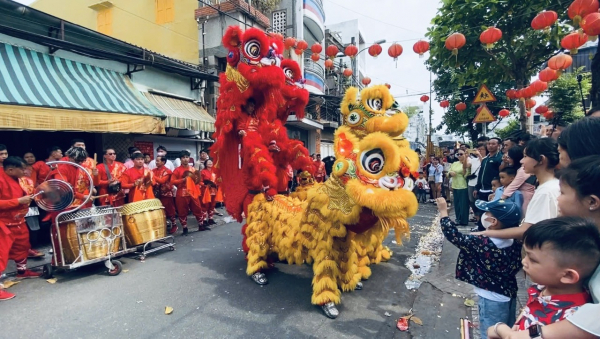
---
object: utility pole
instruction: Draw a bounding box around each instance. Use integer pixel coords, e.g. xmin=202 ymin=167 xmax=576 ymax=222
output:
xmin=427 ymin=71 xmax=433 ymax=158
xmin=351 ymin=36 xmax=356 ymax=87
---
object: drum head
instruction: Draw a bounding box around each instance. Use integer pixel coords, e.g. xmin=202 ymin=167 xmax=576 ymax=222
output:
xmin=35 ymin=179 xmax=75 ymax=211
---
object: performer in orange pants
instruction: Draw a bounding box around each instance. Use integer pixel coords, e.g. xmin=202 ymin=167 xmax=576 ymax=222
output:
xmin=200 ymin=159 xmax=219 ymax=226
xmin=152 ymin=156 xmax=177 ymax=234
xmin=171 ymin=151 xmax=208 ymax=235
xmin=121 ymin=153 xmax=155 ymax=203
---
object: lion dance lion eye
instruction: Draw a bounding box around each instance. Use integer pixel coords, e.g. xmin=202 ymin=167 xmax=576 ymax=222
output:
xmin=361 ymin=149 xmax=385 ymax=174
xmin=366 ymin=98 xmax=383 ymax=111
xmin=347 ymin=112 xmax=362 ymax=126
xmin=283 ymin=67 xmax=294 ymax=79
xmin=244 ymin=39 xmax=261 ymax=59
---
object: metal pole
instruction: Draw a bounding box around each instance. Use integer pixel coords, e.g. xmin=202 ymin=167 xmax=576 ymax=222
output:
xmin=577 ymin=74 xmax=587 ymax=115
xmin=202 ymin=21 xmax=206 ymax=69
xmin=428 ymin=71 xmax=433 ymax=158
xmin=351 ymin=37 xmax=356 ymax=87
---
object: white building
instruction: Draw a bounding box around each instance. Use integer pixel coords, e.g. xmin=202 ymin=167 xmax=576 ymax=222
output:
xmin=325 ymin=19 xmax=367 ymax=87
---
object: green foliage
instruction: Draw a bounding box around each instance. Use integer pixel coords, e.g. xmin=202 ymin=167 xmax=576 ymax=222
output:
xmin=494 ymin=118 xmax=521 ymax=140
xmin=254 ymin=0 xmax=282 ymax=15
xmin=401 ymin=105 xmax=421 ymax=119
xmin=426 ymin=0 xmax=573 ymax=136
xmin=546 ymin=68 xmax=591 ymax=123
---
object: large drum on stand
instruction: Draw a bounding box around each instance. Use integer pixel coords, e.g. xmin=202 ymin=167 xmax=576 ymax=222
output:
xmin=121 ymin=199 xmax=166 ymax=246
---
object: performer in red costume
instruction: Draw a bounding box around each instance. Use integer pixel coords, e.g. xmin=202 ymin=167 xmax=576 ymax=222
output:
xmin=31 ymin=146 xmax=62 ymax=187
xmin=314 ymin=154 xmax=326 ymax=183
xmin=61 ymin=139 xmax=95 ymax=173
xmin=200 ymin=159 xmax=220 ymax=225
xmin=120 ymin=153 xmax=154 ymax=203
xmin=50 ymin=147 xmax=94 ymax=210
xmin=0 ymin=157 xmax=41 ymax=301
xmin=171 ymin=150 xmax=208 ymax=235
xmin=95 ymin=148 xmax=126 ymax=207
xmin=152 ymin=156 xmax=177 ymax=234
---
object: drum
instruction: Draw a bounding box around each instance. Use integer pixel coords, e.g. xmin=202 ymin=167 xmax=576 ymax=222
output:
xmin=121 ymin=199 xmax=166 ymax=246
xmin=56 ymin=206 xmax=123 ymax=265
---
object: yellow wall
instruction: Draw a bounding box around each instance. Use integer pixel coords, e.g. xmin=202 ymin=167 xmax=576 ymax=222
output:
xmin=30 ymin=0 xmax=199 ymax=64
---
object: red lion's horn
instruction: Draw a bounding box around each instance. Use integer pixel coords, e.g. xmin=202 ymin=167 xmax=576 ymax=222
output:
xmin=222 ymin=26 xmax=244 ymax=49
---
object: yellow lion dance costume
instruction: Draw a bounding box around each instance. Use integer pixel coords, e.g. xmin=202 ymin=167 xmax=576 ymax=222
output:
xmin=245 ymin=85 xmax=419 ymax=318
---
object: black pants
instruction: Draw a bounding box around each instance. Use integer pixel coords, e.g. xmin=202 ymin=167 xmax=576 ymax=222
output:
xmin=474 ymin=191 xmax=492 ymax=231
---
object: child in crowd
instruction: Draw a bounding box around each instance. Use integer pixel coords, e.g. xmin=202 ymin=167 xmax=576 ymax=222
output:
xmin=492 ymin=167 xmax=524 ymax=213
xmin=488 ymin=177 xmax=501 ymax=201
xmin=415 ymin=172 xmax=429 ymax=203
xmin=489 ymin=217 xmax=600 ymax=338
xmin=437 ymin=198 xmax=522 ymax=339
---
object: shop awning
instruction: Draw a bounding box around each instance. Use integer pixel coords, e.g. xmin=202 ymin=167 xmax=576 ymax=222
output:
xmin=0 ymin=43 xmax=166 ymax=133
xmin=143 ymin=92 xmax=215 ymax=133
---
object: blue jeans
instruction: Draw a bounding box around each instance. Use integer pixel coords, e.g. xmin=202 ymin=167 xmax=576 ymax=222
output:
xmin=478 ymin=297 xmax=516 ymax=339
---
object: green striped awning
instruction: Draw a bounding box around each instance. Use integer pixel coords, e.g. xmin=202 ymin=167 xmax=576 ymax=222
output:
xmin=143 ymin=92 xmax=215 ymax=132
xmin=0 ymin=43 xmax=164 ymax=117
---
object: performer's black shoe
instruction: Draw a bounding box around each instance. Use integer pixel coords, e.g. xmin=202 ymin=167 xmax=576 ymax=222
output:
xmin=207 ymin=219 xmax=216 ymax=225
xmin=250 ymin=272 xmax=268 ymax=285
xmin=355 ymin=282 xmax=363 ymax=290
xmin=182 ymin=227 xmax=189 ymax=236
xmin=321 ymin=302 xmax=339 ymax=319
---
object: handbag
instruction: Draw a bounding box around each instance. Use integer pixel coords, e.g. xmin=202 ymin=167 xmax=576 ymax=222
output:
xmin=104 ymin=163 xmax=122 ymax=194
xmin=465 ymin=162 xmax=481 ymax=181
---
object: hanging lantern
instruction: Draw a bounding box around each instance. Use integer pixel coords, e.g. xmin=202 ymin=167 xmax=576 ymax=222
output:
xmin=455 ymin=102 xmax=467 ymax=111
xmin=545 ymin=111 xmax=555 ymax=120
xmin=561 ymin=31 xmax=588 ymax=54
xmin=479 ymin=27 xmax=503 ymax=50
xmin=296 ymin=40 xmax=308 ymax=53
xmin=521 ymin=86 xmax=535 ymax=99
xmin=385 ymin=83 xmax=391 ymax=89
xmin=343 ymin=68 xmax=353 ymax=77
xmin=568 ymin=0 xmax=599 ymax=27
xmin=535 ymin=105 xmax=549 ymax=114
xmin=326 ymin=45 xmax=339 ymax=59
xmin=294 ymin=48 xmax=303 ymax=55
xmin=311 ymin=43 xmax=322 ymax=54
xmin=531 ymin=80 xmax=548 ymax=93
xmin=499 ymin=109 xmax=510 ymax=117
xmin=420 ymin=95 xmax=430 ymax=103
xmin=272 ymin=33 xmax=284 ymax=41
xmin=284 ymin=37 xmax=296 ymax=49
xmin=531 ymin=10 xmax=559 ymax=30
xmin=345 ymin=44 xmax=359 ymax=58
xmin=515 ymin=89 xmax=524 ymax=99
xmin=581 ymin=13 xmax=600 ymax=41
xmin=506 ymin=89 xmax=517 ymax=100
xmin=388 ymin=43 xmax=403 ymax=60
xmin=445 ymin=33 xmax=466 ymax=56
xmin=324 ymin=59 xmax=334 ymax=69
xmin=362 ymin=77 xmax=371 ymax=86
xmin=525 ymin=99 xmax=537 ymax=109
xmin=413 ymin=40 xmax=430 ymax=57
xmin=527 ymin=111 xmax=532 ymax=117
xmin=548 ymin=53 xmax=574 ymax=72
xmin=310 ymin=53 xmax=320 ymax=62
xmin=440 ymin=100 xmax=450 ymax=108
xmin=539 ymin=67 xmax=559 ymax=82
xmin=368 ymin=44 xmax=383 ymax=57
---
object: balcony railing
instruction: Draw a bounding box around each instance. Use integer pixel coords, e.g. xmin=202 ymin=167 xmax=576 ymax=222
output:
xmin=303 ymin=58 xmax=325 ymax=81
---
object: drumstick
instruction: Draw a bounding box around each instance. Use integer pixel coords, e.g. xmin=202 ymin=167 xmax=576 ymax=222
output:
xmin=30 ymin=190 xmax=45 ymax=199
xmin=93 ymin=194 xmax=109 ymax=200
xmin=93 ymin=153 xmax=97 ymax=167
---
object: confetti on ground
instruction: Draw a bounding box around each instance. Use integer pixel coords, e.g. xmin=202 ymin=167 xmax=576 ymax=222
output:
xmin=404 ymin=215 xmax=444 ymax=290
xmin=3 ymin=280 xmax=20 ymax=288
xmin=122 ymin=269 xmax=130 ymax=273
xmin=464 ymin=299 xmax=475 ymax=307
xmin=165 ymin=306 xmax=174 ymax=315
xmin=46 ymin=278 xmax=57 ymax=284
xmin=384 ymin=312 xmax=391 ymax=317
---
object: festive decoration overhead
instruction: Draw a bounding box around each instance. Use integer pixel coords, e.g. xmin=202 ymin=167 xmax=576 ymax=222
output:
xmin=525 ymin=98 xmax=537 ymax=109
xmin=368 ymin=44 xmax=383 ymax=57
xmin=445 ymin=32 xmax=466 ymax=55
xmin=284 ymin=37 xmax=296 ymax=49
xmin=310 ymin=53 xmax=320 ymax=62
xmin=506 ymin=89 xmax=517 ymax=100
xmin=440 ymin=100 xmax=450 ymax=108
xmin=420 ymin=95 xmax=430 ymax=103
xmin=345 ymin=44 xmax=359 ymax=58
xmin=343 ymin=68 xmax=353 ymax=77
xmin=539 ymin=67 xmax=559 ymax=82
xmin=568 ymin=0 xmax=599 ymax=27
xmin=272 ymin=33 xmax=284 ymax=41
xmin=499 ymin=109 xmax=510 ymax=117
xmin=521 ymin=86 xmax=535 ymax=99
xmin=361 ymin=77 xmax=371 ymax=86
xmin=480 ymin=27 xmax=502 ymax=50
xmin=324 ymin=59 xmax=334 ymax=69
xmin=531 ymin=80 xmax=548 ymax=93
xmin=294 ymin=48 xmax=303 ymax=55
xmin=548 ymin=53 xmax=573 ymax=71
xmin=296 ymin=40 xmax=308 ymax=52
xmin=413 ymin=40 xmax=430 ymax=56
xmin=581 ymin=13 xmax=600 ymax=40
xmin=385 ymin=83 xmax=391 ymax=89
xmin=326 ymin=45 xmax=339 ymax=59
xmin=561 ymin=31 xmax=588 ymax=54
xmin=311 ymin=43 xmax=322 ymax=54
xmin=388 ymin=43 xmax=403 ymax=60
xmin=455 ymin=102 xmax=467 ymax=111
xmin=531 ymin=10 xmax=559 ymax=30
xmin=544 ymin=111 xmax=555 ymax=119
xmin=527 ymin=111 xmax=532 ymax=117
xmin=535 ymin=105 xmax=549 ymax=114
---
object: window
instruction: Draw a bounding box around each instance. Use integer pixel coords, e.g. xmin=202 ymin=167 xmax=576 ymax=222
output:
xmin=272 ymin=10 xmax=286 ymax=35
xmin=155 ymin=0 xmax=174 ymax=24
xmin=97 ymin=8 xmax=112 ymax=35
xmin=216 ymin=57 xmax=227 ymax=73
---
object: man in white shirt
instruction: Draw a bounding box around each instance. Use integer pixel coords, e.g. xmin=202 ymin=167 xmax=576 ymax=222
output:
xmin=148 ymin=145 xmax=174 ymax=171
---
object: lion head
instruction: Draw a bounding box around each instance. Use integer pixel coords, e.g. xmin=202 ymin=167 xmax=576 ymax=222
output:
xmin=278 ymin=59 xmax=309 ymax=121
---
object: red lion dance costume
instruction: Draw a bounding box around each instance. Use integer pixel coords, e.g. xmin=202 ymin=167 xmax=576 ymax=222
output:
xmin=210 ymin=27 xmax=314 ymax=252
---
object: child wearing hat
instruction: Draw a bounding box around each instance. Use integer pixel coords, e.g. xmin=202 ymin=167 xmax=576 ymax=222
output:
xmin=437 ymin=197 xmax=523 ymax=339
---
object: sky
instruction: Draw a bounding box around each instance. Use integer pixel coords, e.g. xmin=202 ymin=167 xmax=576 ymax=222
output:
xmin=323 ymin=0 xmax=445 ymax=128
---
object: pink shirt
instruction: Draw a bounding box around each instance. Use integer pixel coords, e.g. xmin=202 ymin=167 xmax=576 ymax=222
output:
xmin=502 ymin=166 xmax=535 ymax=217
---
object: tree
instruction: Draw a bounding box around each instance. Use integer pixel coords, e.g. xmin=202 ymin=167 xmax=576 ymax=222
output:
xmin=253 ymin=0 xmax=282 ymax=15
xmin=426 ymin=0 xmax=572 ymax=134
xmin=546 ymin=68 xmax=591 ymax=123
xmin=400 ymin=105 xmax=421 ymax=119
xmin=494 ymin=118 xmax=520 ymax=140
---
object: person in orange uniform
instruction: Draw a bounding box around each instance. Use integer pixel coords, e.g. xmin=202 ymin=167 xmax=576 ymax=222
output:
xmin=120 ymin=153 xmax=155 ymax=203
xmin=61 ymin=139 xmax=95 ymax=173
xmin=23 ymin=152 xmax=37 ymax=185
xmin=21 ymin=152 xmax=45 ymax=258
xmin=95 ymin=148 xmax=126 ymax=207
xmin=200 ymin=159 xmax=219 ymax=226
xmin=0 ymin=157 xmax=42 ymax=301
xmin=314 ymin=154 xmax=326 ymax=183
xmin=0 ymin=144 xmax=7 ymax=171
xmin=171 ymin=150 xmax=208 ymax=235
xmin=31 ymin=146 xmax=62 ymax=187
xmin=152 ymin=156 xmax=177 ymax=234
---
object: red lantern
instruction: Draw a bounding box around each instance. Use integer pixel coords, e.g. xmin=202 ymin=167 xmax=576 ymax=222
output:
xmin=385 ymin=83 xmax=391 ymax=89
xmin=531 ymin=10 xmax=559 ymax=30
xmin=294 ymin=48 xmax=303 ymax=55
xmin=420 ymin=95 xmax=430 ymax=103
xmin=480 ymin=27 xmax=503 ymax=50
xmin=545 ymin=111 xmax=555 ymax=120
xmin=535 ymin=105 xmax=549 ymax=114
xmin=455 ymin=102 xmax=467 ymax=111
xmin=343 ymin=68 xmax=353 ymax=77
xmin=272 ymin=33 xmax=284 ymax=41
xmin=568 ymin=0 xmax=599 ymax=27
xmin=362 ymin=77 xmax=371 ymax=86
xmin=296 ymin=40 xmax=308 ymax=52
xmin=311 ymin=43 xmax=322 ymax=54
xmin=413 ymin=40 xmax=430 ymax=56
xmin=499 ymin=109 xmax=510 ymax=117
xmin=521 ymin=86 xmax=535 ymax=99
xmin=310 ymin=53 xmax=320 ymax=62
xmin=284 ymin=37 xmax=296 ymax=49
xmin=326 ymin=45 xmax=339 ymax=59
xmin=388 ymin=43 xmax=403 ymax=60
xmin=324 ymin=59 xmax=334 ymax=69
xmin=526 ymin=99 xmax=537 ymax=109
xmin=445 ymin=33 xmax=466 ymax=55
xmin=368 ymin=44 xmax=383 ymax=57
xmin=581 ymin=13 xmax=600 ymax=40
xmin=440 ymin=100 xmax=450 ymax=108
xmin=527 ymin=111 xmax=532 ymax=117
xmin=345 ymin=44 xmax=359 ymax=58
xmin=506 ymin=89 xmax=517 ymax=99
xmin=531 ymin=80 xmax=548 ymax=93
xmin=561 ymin=32 xmax=588 ymax=54
xmin=548 ymin=53 xmax=573 ymax=71
xmin=539 ymin=67 xmax=559 ymax=82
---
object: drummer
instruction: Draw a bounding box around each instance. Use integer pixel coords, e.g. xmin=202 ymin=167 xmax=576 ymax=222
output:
xmin=121 ymin=153 xmax=155 ymax=203
xmin=95 ymin=148 xmax=126 ymax=207
xmin=61 ymin=139 xmax=95 ymax=174
xmin=152 ymin=156 xmax=177 ymax=234
xmin=31 ymin=146 xmax=62 ymax=187
xmin=171 ymin=150 xmax=207 ymax=235
xmin=0 ymin=156 xmax=42 ymax=301
xmin=51 ymin=147 xmax=96 ymax=209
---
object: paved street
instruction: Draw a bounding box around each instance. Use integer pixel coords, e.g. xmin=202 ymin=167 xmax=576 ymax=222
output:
xmin=1 ymin=204 xmax=472 ymax=338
